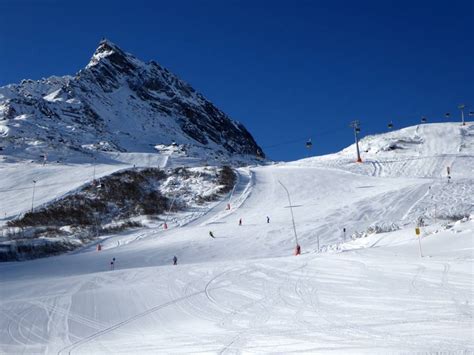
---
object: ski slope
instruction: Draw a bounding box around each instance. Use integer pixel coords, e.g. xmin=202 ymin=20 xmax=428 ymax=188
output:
xmin=297 ymin=123 xmax=474 ymax=179
xmin=0 ymin=123 xmax=473 ymax=353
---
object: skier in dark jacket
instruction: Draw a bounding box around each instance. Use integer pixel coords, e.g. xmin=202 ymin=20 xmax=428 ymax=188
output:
xmin=173 ymin=256 xmax=178 ymax=265
xmin=266 ymin=216 xmax=270 ymax=223
xmin=209 ymin=231 xmax=215 ymax=238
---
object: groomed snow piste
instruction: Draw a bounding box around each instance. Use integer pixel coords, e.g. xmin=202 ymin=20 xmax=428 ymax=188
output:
xmin=0 ymin=122 xmax=473 ymax=354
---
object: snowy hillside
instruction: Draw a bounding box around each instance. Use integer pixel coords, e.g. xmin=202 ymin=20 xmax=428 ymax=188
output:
xmin=296 ymin=122 xmax=474 ymax=179
xmin=0 ymin=122 xmax=472 ymax=353
xmin=0 ymin=40 xmax=263 ymax=164
xmin=1 ymin=166 xmax=236 ymax=261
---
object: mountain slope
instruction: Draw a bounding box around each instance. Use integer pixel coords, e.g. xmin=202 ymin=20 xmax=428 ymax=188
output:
xmin=293 ymin=122 xmax=474 ymax=179
xmin=0 ymin=122 xmax=472 ymax=353
xmin=0 ymin=40 xmax=263 ymax=163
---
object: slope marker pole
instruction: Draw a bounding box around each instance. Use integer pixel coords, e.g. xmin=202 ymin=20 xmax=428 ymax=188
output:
xmin=278 ymin=180 xmax=300 ymax=255
xmin=31 ymin=180 xmax=37 ymax=213
xmin=415 ymin=223 xmax=423 ymax=258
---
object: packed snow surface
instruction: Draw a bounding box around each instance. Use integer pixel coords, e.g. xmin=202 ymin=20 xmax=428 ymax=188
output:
xmin=0 ymin=123 xmax=473 ymax=353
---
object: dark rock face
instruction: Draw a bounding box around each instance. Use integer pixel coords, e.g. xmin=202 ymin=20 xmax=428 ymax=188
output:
xmin=0 ymin=39 xmax=264 ymax=160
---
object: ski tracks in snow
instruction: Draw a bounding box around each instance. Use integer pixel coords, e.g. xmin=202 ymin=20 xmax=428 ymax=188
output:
xmin=56 ymin=267 xmax=248 ymax=354
xmin=56 ymin=289 xmax=208 ymax=354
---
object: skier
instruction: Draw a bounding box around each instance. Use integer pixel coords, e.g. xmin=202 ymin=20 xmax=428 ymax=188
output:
xmin=209 ymin=231 xmax=215 ymax=238
xmin=266 ymin=216 xmax=270 ymax=223
xmin=239 ymin=218 xmax=242 ymax=226
xmin=173 ymin=256 xmax=178 ymax=265
xmin=294 ymin=244 xmax=301 ymax=256
xmin=110 ymin=259 xmax=115 ymax=270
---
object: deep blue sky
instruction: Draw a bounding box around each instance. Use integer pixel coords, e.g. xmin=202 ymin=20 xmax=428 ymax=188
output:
xmin=1 ymin=0 xmax=472 ymax=161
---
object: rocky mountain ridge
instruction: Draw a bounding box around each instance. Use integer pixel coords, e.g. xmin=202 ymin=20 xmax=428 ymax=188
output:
xmin=0 ymin=39 xmax=263 ymax=163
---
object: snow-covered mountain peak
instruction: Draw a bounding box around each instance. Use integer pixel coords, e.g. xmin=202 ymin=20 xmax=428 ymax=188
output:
xmin=0 ymin=40 xmax=264 ymax=164
xmin=87 ymin=39 xmax=116 ymax=65
xmin=85 ymin=39 xmax=140 ymax=71
xmin=92 ymin=38 xmax=122 ymax=57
